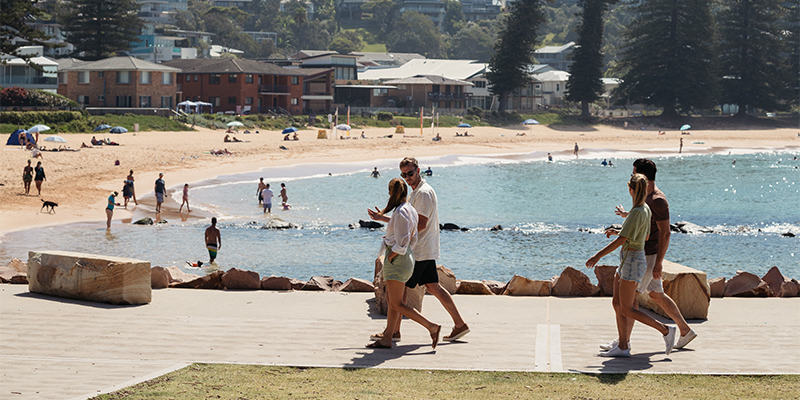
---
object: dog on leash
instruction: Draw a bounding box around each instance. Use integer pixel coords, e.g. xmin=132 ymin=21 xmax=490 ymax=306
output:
xmin=40 ymin=199 xmax=58 ymax=213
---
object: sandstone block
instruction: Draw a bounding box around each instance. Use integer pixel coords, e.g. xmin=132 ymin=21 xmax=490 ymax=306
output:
xmin=501 ymin=275 xmax=551 ymax=296
xmin=164 ymin=266 xmax=200 ymax=284
xmin=638 ymin=261 xmax=710 ymax=320
xmin=0 ymin=258 xmax=28 ymax=284
xmin=222 ymin=268 xmax=261 ymax=290
xmin=28 ymin=251 xmax=151 ymax=305
xmin=172 ymin=271 xmax=224 ymax=289
xmin=708 ymin=277 xmax=726 ymax=298
xmin=437 ymin=265 xmax=457 ymax=294
xmin=302 ymin=276 xmax=335 ymax=291
xmin=762 ymin=267 xmax=789 ymax=298
xmin=261 ymin=276 xmax=294 ymax=290
xmin=482 ymin=280 xmax=506 ymax=295
xmin=779 ymin=279 xmax=800 ymax=297
xmin=455 ymin=279 xmax=494 ymax=295
xmin=594 ymin=265 xmax=617 ymax=296
xmin=339 ymin=278 xmax=374 ymax=292
xmin=552 ymin=266 xmax=598 ymax=297
xmin=289 ymin=278 xmax=306 ymax=290
xmin=724 ymin=270 xmax=773 ymax=297
xmin=151 ymin=266 xmax=171 ymax=289
xmin=6 ymin=258 xmax=27 ymax=273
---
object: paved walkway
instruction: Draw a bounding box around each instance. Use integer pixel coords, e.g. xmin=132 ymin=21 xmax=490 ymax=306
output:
xmin=1 ymin=285 xmax=798 ymax=399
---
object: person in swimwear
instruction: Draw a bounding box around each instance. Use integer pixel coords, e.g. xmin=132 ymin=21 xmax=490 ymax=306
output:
xmin=205 ymin=217 xmax=221 ymax=264
xmin=22 ymin=160 xmax=33 ymax=195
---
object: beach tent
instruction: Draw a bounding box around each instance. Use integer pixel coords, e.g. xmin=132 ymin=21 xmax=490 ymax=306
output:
xmin=457 ymin=123 xmax=472 ymax=128
xmin=282 ymin=127 xmax=298 ymax=134
xmin=195 ymin=101 xmax=213 ymax=114
xmin=6 ymin=129 xmax=26 ymax=145
xmin=177 ymin=100 xmax=197 ymax=113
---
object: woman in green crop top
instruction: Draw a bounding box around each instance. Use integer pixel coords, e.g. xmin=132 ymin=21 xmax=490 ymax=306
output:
xmin=586 ymin=174 xmax=677 ymax=357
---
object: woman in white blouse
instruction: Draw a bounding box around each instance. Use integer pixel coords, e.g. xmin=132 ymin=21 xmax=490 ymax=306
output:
xmin=367 ymin=178 xmax=441 ymax=349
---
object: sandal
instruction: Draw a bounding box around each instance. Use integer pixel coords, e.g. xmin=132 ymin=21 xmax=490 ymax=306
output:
xmin=430 ymin=325 xmax=441 ymax=349
xmin=366 ymin=341 xmax=392 ymax=349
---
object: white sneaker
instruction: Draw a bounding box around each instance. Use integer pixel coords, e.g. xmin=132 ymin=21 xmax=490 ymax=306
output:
xmin=675 ymin=329 xmax=697 ymax=349
xmin=599 ymin=339 xmax=619 ymax=351
xmin=600 ymin=344 xmax=631 ymax=357
xmin=663 ymin=326 xmax=677 ymax=355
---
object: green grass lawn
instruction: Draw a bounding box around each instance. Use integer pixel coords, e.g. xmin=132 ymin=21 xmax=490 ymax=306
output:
xmin=91 ymin=364 xmax=800 ymax=400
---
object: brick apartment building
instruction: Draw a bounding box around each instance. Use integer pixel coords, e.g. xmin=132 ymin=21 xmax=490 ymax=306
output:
xmin=57 ymin=56 xmax=179 ymax=108
xmin=162 ymin=58 xmax=334 ymax=115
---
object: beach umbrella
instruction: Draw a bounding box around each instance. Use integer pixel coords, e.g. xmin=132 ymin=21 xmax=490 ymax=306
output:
xmin=522 ymin=119 xmax=540 ymax=125
xmin=28 ymin=125 xmax=51 ymax=133
xmin=227 ymin=121 xmax=244 ymax=127
xmin=282 ymin=127 xmax=298 ymax=134
xmin=94 ymin=124 xmax=112 ymax=132
xmin=680 ymin=124 xmax=691 ymax=131
xmin=109 ymin=126 xmax=128 ymax=133
xmin=457 ymin=123 xmax=472 ymax=128
xmin=43 ymin=135 xmax=67 ymax=143
xmin=334 ymin=124 xmax=351 ymax=131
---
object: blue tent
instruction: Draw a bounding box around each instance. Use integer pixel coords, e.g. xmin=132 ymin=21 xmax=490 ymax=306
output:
xmin=6 ymin=129 xmax=33 ymax=146
xmin=282 ymin=127 xmax=298 ymax=134
xmin=457 ymin=123 xmax=472 ymax=128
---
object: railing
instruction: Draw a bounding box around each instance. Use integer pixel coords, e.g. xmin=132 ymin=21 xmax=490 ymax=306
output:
xmin=428 ymin=92 xmax=473 ymax=100
xmin=0 ymin=76 xmax=58 ymax=85
xmin=303 ymin=91 xmax=331 ymax=96
xmin=259 ymin=84 xmax=290 ymax=93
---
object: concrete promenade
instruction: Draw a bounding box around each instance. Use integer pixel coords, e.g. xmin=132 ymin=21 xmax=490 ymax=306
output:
xmin=1 ymin=285 xmax=798 ymax=399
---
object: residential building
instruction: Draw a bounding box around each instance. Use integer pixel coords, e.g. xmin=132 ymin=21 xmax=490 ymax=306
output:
xmin=535 ymin=70 xmax=570 ymax=105
xmin=279 ymin=0 xmax=315 ymax=18
xmin=352 ymin=52 xmax=425 ymax=69
xmin=338 ymin=0 xmax=367 ymax=21
xmin=138 ymin=0 xmax=189 ymax=24
xmin=461 ymin=0 xmax=502 ymax=22
xmin=400 ymin=0 xmax=446 ymax=31
xmin=290 ymin=51 xmax=360 ymax=82
xmin=163 ymin=58 xmax=333 ymax=115
xmin=57 ymin=56 xmax=180 ymax=108
xmin=243 ymin=31 xmax=278 ymax=45
xmin=382 ymin=75 xmax=473 ymax=109
xmin=212 ymin=0 xmax=254 ymax=9
xmin=170 ymin=29 xmax=214 ymax=48
xmin=533 ymin=42 xmax=575 ymax=72
xmin=1 ymin=46 xmax=59 ymax=93
xmin=131 ymin=25 xmax=197 ymax=62
xmin=29 ymin=20 xmax=74 ymax=58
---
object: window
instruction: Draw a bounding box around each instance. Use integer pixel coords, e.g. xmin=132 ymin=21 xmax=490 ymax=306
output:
xmin=97 ymin=95 xmax=104 ymax=103
xmin=161 ymin=96 xmax=173 ymax=108
xmin=116 ymin=71 xmax=131 ymax=84
xmin=291 ymin=76 xmax=299 ymax=85
xmin=228 ymin=74 xmax=237 ymax=83
xmin=291 ymin=98 xmax=298 ymax=105
xmin=57 ymin=72 xmax=67 ymax=84
xmin=77 ymin=71 xmax=89 ymax=84
xmin=245 ymin=97 xmax=253 ymax=105
xmin=474 ymin=80 xmax=486 ymax=88
xmin=556 ymin=83 xmax=560 ymax=92
xmin=193 ymin=74 xmax=198 ymax=81
xmin=77 ymin=95 xmax=89 ymax=105
xmin=98 ymin=71 xmax=105 ymax=78
xmin=162 ymin=72 xmax=172 ymax=84
xmin=432 ymin=85 xmax=440 ymax=92
xmin=115 ymin=95 xmax=132 ymax=107
xmin=140 ymin=71 xmax=151 ymax=84
xmin=209 ymin=97 xmax=220 ymax=106
xmin=245 ymin=74 xmax=253 ymax=83
xmin=209 ymin=74 xmax=221 ymax=84
xmin=228 ymin=96 xmax=237 ymax=105
xmin=139 ymin=96 xmax=152 ymax=107
xmin=397 ymin=84 xmax=406 ymax=90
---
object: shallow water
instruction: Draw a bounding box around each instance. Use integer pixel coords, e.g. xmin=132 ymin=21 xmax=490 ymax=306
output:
xmin=2 ymin=148 xmax=798 ymax=283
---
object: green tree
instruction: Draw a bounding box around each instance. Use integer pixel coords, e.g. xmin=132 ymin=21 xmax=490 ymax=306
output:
xmin=486 ymin=0 xmax=547 ymax=113
xmin=386 ymin=11 xmax=444 ymax=58
xmin=61 ymin=0 xmax=143 ymax=61
xmin=785 ymin=0 xmax=800 ymax=109
xmin=718 ymin=0 xmax=790 ymax=115
xmin=446 ymin=22 xmax=495 ymax=62
xmin=1 ymin=0 xmax=56 ymax=68
xmin=361 ymin=0 xmax=400 ymax=39
xmin=443 ymin=0 xmax=465 ymax=35
xmin=613 ymin=0 xmax=718 ymax=118
xmin=565 ymin=0 xmax=615 ymax=117
xmin=328 ymin=30 xmax=363 ymax=54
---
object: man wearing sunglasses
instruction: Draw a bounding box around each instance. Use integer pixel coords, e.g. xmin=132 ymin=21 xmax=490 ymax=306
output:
xmin=370 ymin=157 xmax=470 ymax=342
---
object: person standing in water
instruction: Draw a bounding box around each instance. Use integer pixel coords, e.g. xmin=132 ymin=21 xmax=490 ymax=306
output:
xmin=261 ymin=184 xmax=273 ymax=213
xmin=106 ymin=191 xmax=120 ymax=229
xmin=279 ymin=183 xmax=290 ymax=210
xmin=180 ymin=183 xmax=191 ymax=212
xmin=205 ymin=217 xmax=221 ymax=264
xmin=257 ymin=178 xmax=266 ymax=204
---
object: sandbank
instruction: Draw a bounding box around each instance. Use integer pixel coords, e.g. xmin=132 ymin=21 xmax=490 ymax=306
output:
xmin=1 ymin=123 xmax=798 ymax=236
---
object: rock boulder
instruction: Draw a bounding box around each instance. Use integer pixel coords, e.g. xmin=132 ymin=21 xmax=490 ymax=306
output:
xmin=0 ymin=258 xmax=28 ymax=284
xmin=501 ymin=275 xmax=551 ymax=296
xmin=779 ymin=279 xmax=800 ymax=297
xmin=261 ymin=276 xmax=294 ymax=290
xmin=164 ymin=266 xmax=200 ymax=284
xmin=673 ymin=221 xmax=714 ymax=234
xmin=261 ymin=219 xmax=300 ymax=229
xmin=172 ymin=271 xmax=224 ymax=289
xmin=724 ymin=270 xmax=773 ymax=297
xmin=552 ymin=266 xmax=599 ymax=297
xmin=28 ymin=251 xmax=151 ymax=305
xmin=133 ymin=217 xmax=153 ymax=225
xmin=638 ymin=261 xmax=710 ymax=320
xmin=455 ymin=280 xmax=494 ymax=295
xmin=593 ymin=265 xmax=617 ymax=296
xmin=222 ymin=268 xmax=261 ymax=290
xmin=339 ymin=278 xmax=374 ymax=292
xmin=302 ymin=276 xmax=336 ymax=291
xmin=708 ymin=277 xmax=726 ymax=298
xmin=151 ymin=266 xmax=171 ymax=289
xmin=437 ymin=265 xmax=457 ymax=294
xmin=482 ymin=280 xmax=506 ymax=295
xmin=358 ymin=220 xmax=383 ymax=229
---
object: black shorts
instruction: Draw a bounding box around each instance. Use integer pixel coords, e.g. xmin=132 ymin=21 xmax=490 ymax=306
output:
xmin=405 ymin=259 xmax=439 ymax=288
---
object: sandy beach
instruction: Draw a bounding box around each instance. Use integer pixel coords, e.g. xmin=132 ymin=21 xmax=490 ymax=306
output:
xmin=1 ymin=123 xmax=798 ymax=236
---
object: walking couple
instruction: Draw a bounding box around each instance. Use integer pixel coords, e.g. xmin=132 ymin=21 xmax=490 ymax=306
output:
xmin=366 ymin=157 xmax=469 ymax=349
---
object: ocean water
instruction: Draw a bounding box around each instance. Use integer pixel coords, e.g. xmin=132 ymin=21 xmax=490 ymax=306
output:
xmin=2 ymin=148 xmax=798 ymax=283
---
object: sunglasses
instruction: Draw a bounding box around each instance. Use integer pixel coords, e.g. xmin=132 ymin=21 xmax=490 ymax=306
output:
xmin=400 ymin=169 xmax=416 ymax=178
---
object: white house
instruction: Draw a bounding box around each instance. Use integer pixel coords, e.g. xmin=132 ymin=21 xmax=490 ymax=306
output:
xmin=0 ymin=46 xmax=59 ymax=93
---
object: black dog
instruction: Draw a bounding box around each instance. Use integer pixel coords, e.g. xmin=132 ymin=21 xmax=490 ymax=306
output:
xmin=40 ymin=199 xmax=58 ymax=214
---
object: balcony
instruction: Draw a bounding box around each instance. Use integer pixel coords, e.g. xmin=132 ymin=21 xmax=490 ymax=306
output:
xmin=428 ymin=92 xmax=472 ymax=100
xmin=0 ymin=76 xmax=58 ymax=86
xmin=259 ymin=84 xmax=290 ymax=94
